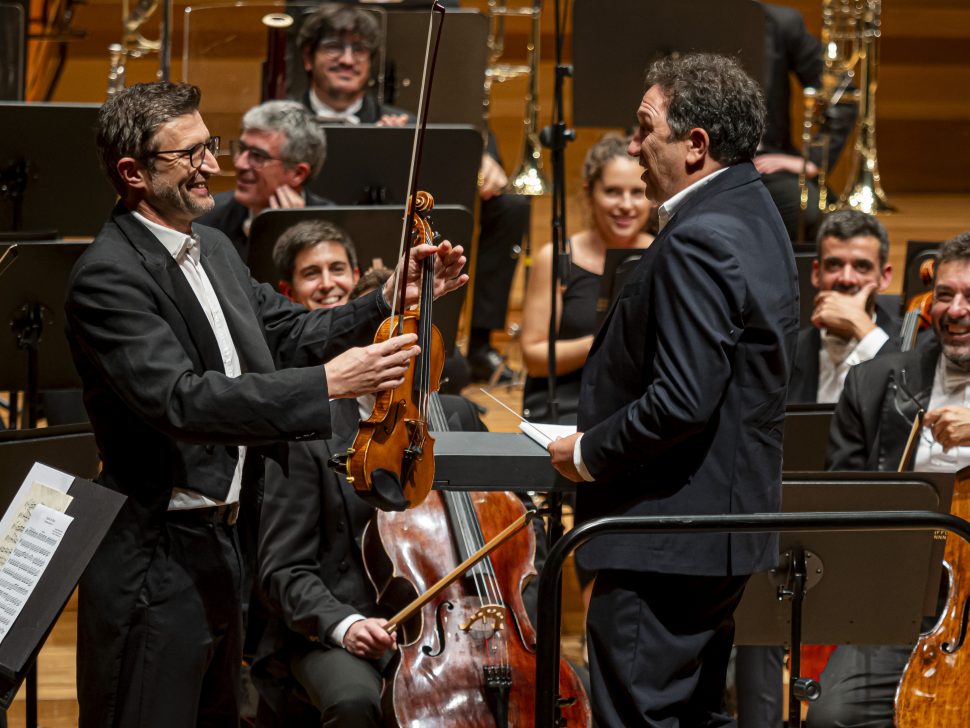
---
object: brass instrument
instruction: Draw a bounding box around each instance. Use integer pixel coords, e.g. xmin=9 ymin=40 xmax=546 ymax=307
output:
xmin=106 ymin=0 xmax=172 ymax=97
xmin=839 ymin=0 xmax=894 ymax=213
xmin=800 ymin=0 xmax=892 ymax=217
xmin=484 ymin=0 xmax=548 ymax=196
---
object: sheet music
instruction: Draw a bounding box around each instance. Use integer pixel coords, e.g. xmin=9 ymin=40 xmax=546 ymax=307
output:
xmin=0 ymin=482 xmax=73 ymax=571
xmin=0 ymin=504 xmax=73 ymax=642
xmin=519 ymin=421 xmax=577 ymax=450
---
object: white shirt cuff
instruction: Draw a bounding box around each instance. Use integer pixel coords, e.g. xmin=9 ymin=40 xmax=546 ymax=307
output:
xmin=329 ymin=614 xmax=366 ymax=648
xmin=852 ymin=326 xmax=890 ymax=364
xmin=573 ymin=434 xmax=595 ymax=482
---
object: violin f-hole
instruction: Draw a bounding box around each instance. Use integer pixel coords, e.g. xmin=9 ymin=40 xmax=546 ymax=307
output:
xmin=423 ymin=600 xmax=454 ymax=657
xmin=942 ymin=595 xmax=970 ymax=654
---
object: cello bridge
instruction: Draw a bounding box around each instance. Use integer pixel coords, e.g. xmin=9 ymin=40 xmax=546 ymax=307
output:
xmin=460 ymin=604 xmax=506 ymax=632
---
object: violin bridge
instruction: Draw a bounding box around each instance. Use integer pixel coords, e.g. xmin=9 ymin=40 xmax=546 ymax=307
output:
xmin=459 ymin=604 xmax=506 ymax=632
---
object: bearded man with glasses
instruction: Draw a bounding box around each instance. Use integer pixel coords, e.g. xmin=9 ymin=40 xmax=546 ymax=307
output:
xmin=65 ymin=80 xmax=467 ymax=728
xmin=196 ymin=99 xmax=332 ymax=265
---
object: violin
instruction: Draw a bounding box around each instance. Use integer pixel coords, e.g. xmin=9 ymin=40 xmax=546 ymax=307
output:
xmin=347 ymin=191 xmax=444 ymax=510
xmin=365 ymin=394 xmax=592 ymax=727
xmin=344 ymin=3 xmax=447 ymax=511
xmin=895 ymin=466 xmax=970 ymax=726
xmin=899 ymin=255 xmax=937 ymax=352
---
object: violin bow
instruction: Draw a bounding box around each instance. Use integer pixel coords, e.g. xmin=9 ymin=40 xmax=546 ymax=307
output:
xmin=390 ymin=1 xmax=446 ymax=329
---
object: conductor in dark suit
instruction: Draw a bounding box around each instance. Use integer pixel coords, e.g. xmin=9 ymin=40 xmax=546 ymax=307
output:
xmin=788 ymin=210 xmax=899 ymax=403
xmin=65 ymin=81 xmax=466 ymax=728
xmin=548 ymin=53 xmax=799 ymax=726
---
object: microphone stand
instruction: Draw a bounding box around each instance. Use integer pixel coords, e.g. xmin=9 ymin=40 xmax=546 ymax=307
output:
xmin=539 ymin=0 xmax=575 ymax=546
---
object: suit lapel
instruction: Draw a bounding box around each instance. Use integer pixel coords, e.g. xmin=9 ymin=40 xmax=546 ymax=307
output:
xmin=879 ymin=345 xmax=938 ymax=471
xmin=114 ymin=205 xmax=225 ymax=374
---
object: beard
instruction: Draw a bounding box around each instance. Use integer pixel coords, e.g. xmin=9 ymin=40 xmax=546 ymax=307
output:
xmin=937 ymin=315 xmax=970 ymax=369
xmin=149 ymin=170 xmax=214 ymax=220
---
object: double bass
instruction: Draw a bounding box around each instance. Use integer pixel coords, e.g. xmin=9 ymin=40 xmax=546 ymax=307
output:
xmin=894 ymin=467 xmax=970 ymax=726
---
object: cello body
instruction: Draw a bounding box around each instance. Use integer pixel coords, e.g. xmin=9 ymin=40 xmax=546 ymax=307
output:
xmin=364 ymin=488 xmax=591 ymax=727
xmin=895 ymin=469 xmax=970 ymax=727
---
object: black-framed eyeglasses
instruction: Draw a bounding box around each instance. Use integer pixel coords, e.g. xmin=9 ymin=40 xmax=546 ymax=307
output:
xmin=149 ymin=136 xmax=220 ymax=169
xmin=230 ymin=140 xmax=286 ymax=170
xmin=316 ymin=37 xmax=372 ymax=60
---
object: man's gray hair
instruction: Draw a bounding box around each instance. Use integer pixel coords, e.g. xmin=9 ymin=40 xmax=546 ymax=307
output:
xmin=97 ymin=81 xmax=202 ymax=194
xmin=242 ymin=100 xmax=327 ymax=179
xmin=645 ymin=53 xmax=766 ymax=166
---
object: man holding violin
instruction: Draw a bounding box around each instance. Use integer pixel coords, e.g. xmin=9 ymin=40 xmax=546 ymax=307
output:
xmin=809 ymin=230 xmax=970 ymax=728
xmin=788 ymin=209 xmax=900 ymax=404
xmin=549 ymin=53 xmax=798 ymax=726
xmin=65 ymin=81 xmax=466 ymax=728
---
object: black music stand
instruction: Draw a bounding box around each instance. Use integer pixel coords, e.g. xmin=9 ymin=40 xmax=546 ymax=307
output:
xmin=247 ymin=206 xmax=472 ymax=355
xmin=782 ymin=404 xmax=836 ymax=472
xmin=571 ymin=0 xmax=766 ymax=129
xmin=0 ymin=241 xmax=87 ymax=429
xmin=0 ymin=103 xmax=116 ymax=236
xmin=0 ymin=426 xmax=117 ymax=728
xmin=595 ymin=247 xmax=645 ymax=327
xmin=0 ymin=2 xmax=25 ymax=101
xmin=307 ymin=125 xmax=482 ymax=210
xmin=733 ymin=471 xmax=953 ymax=726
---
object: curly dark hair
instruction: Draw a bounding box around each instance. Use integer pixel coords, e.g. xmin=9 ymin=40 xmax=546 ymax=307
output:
xmin=938 ymin=230 xmax=970 ymax=268
xmin=645 ymin=53 xmax=765 ymax=166
xmin=97 ymin=82 xmax=202 ymax=194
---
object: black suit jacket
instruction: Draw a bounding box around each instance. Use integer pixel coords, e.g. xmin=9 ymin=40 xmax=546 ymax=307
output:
xmin=575 ymin=163 xmax=799 ymax=577
xmin=788 ymin=298 xmax=902 ymax=404
xmin=827 ymin=340 xmax=939 ymax=472
xmin=195 ymin=189 xmax=333 ymax=264
xmin=65 ymin=203 xmax=391 ymax=726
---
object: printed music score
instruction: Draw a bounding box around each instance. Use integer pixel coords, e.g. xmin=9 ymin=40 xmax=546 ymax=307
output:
xmin=477 ymin=388 xmax=577 ymax=449
xmin=0 ymin=464 xmax=76 ymax=645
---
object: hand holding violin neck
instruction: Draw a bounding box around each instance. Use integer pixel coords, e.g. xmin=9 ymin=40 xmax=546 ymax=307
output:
xmin=384 ymin=241 xmax=468 ymax=310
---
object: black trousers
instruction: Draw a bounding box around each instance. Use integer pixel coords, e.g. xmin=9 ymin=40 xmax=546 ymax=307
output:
xmin=470 ymin=193 xmax=531 ymax=333
xmin=80 ymin=519 xmax=243 ymax=728
xmin=734 ymin=645 xmax=784 ymax=728
xmin=806 ymin=645 xmax=910 ymax=728
xmin=289 ymin=647 xmax=384 ymax=728
xmin=587 ymin=570 xmax=749 ymax=728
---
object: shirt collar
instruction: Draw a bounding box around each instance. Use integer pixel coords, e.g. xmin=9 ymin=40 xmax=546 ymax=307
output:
xmin=131 ymin=210 xmax=200 ymax=263
xmin=308 ymin=90 xmax=364 ymax=125
xmin=657 ymin=167 xmax=729 ymax=231
xmin=940 ymin=354 xmax=970 ymax=396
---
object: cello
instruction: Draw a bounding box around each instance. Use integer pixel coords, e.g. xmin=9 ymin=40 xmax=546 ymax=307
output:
xmin=894 ymin=466 xmax=970 ymax=726
xmin=364 ymin=393 xmax=591 ymax=727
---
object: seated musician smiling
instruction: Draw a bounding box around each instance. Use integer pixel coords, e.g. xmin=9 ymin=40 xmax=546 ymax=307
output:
xmin=252 ymin=220 xmax=487 ymax=727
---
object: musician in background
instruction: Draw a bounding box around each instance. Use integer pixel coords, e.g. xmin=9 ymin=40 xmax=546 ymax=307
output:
xmin=196 ymin=100 xmax=331 ymax=263
xmin=254 ymin=222 xmax=484 ymax=726
xmin=549 ymin=54 xmax=798 ymax=726
xmin=808 ymin=230 xmax=970 ymax=728
xmin=756 ymin=2 xmax=858 ymax=242
xmin=297 ymin=2 xmax=532 ymax=383
xmin=788 ymin=209 xmax=899 ymax=403
xmin=736 ymin=210 xmax=898 ymax=726
xmin=520 ymin=133 xmax=655 ymax=424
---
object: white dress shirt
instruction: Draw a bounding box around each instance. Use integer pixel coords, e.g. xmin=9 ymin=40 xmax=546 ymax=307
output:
xmin=913 ymin=356 xmax=970 ymax=473
xmin=816 ymin=324 xmax=890 ymax=404
xmin=132 ymin=212 xmax=246 ymax=509
xmin=573 ymin=167 xmax=730 ymax=481
xmin=308 ymin=90 xmax=364 ymax=125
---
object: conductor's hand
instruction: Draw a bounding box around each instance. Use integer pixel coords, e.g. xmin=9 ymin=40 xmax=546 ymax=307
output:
xmin=925 ymin=406 xmax=970 ymax=451
xmin=324 ymin=334 xmax=419 ymax=399
xmin=268 ymin=184 xmax=306 ymax=210
xmin=811 ymin=283 xmax=878 ymax=340
xmin=343 ymin=618 xmax=397 ymax=660
xmin=382 ymin=241 xmax=468 ymax=310
xmin=548 ymin=432 xmax=583 ymax=483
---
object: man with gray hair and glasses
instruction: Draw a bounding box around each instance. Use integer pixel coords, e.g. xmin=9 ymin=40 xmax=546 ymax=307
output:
xmin=65 ymin=80 xmax=466 ymax=728
xmin=197 ymin=99 xmax=332 ymax=263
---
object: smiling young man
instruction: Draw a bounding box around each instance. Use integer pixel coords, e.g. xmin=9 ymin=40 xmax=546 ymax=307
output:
xmin=546 ymin=54 xmax=798 ymax=726
xmin=65 ymin=81 xmax=466 ymax=728
xmin=788 ymin=209 xmax=900 ymax=403
xmin=196 ymin=100 xmax=331 ymax=263
xmin=272 ymin=220 xmax=360 ymax=310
